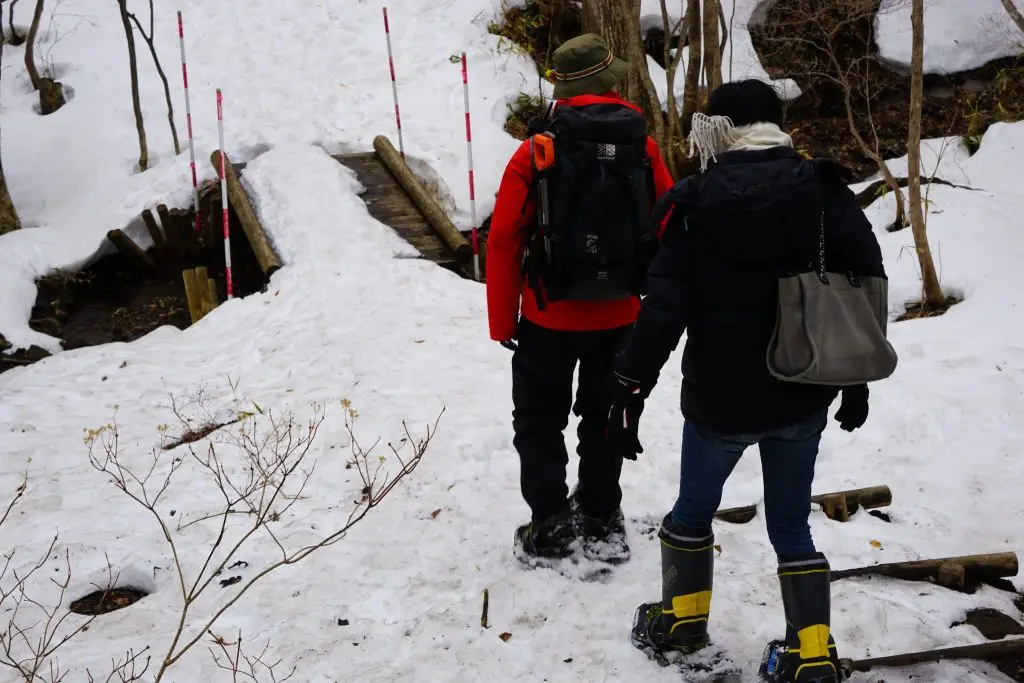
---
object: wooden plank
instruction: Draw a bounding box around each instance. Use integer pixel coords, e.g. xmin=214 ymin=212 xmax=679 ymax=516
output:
xmin=210 ymin=151 xmax=283 ymax=276
xmin=141 ymin=209 xmax=165 ymax=254
xmin=206 ymin=278 xmax=220 ymax=316
xmin=843 ymin=638 xmax=1024 ymax=674
xmin=107 ymin=229 xmax=156 ymax=271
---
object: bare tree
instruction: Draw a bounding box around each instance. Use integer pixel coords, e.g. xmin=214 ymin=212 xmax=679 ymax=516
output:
xmin=115 ymin=0 xmax=148 ymax=171
xmin=702 ymin=0 xmax=723 ymax=91
xmin=681 ymin=0 xmax=702 ymax=133
xmin=126 ymin=0 xmax=180 ymax=155
xmin=86 ymin=396 xmax=442 ymax=683
xmin=753 ymin=0 xmax=910 ymax=230
xmin=1001 ymin=0 xmax=1024 ymax=34
xmin=906 ymin=0 xmax=943 ymax=305
xmin=7 ymin=0 xmax=25 ymax=45
xmin=0 ymin=20 xmax=22 ymax=235
xmin=23 ymin=0 xmax=64 ymax=114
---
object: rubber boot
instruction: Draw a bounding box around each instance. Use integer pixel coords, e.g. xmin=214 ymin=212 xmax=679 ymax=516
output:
xmin=650 ymin=515 xmax=715 ymax=652
xmin=774 ymin=553 xmax=842 ymax=682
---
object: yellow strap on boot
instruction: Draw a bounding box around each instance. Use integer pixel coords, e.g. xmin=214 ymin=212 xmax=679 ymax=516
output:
xmin=666 ymin=590 xmax=712 ymax=631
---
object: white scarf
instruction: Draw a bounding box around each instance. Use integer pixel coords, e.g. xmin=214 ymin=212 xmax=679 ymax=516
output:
xmin=688 ymin=113 xmax=794 ymax=171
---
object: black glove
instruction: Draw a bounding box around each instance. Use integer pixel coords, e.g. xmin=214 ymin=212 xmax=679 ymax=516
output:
xmin=834 ymin=385 xmax=869 ymax=432
xmin=499 ymin=340 xmax=518 ymax=352
xmin=606 ymin=372 xmax=650 ymax=461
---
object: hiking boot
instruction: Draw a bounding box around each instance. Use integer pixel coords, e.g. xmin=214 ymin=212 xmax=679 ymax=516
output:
xmin=759 ymin=553 xmax=843 ymax=682
xmin=513 ymin=510 xmax=576 ymax=564
xmin=570 ymin=492 xmax=630 ymax=564
xmin=636 ymin=515 xmax=716 ymax=653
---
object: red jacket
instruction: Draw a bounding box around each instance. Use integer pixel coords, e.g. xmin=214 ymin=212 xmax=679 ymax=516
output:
xmin=486 ymin=93 xmax=676 ymax=342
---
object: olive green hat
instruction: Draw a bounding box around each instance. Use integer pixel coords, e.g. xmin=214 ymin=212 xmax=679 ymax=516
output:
xmin=551 ymin=33 xmax=628 ymax=99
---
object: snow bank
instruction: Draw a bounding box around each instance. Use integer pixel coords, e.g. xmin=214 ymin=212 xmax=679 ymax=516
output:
xmin=876 ymin=0 xmax=1023 ymax=74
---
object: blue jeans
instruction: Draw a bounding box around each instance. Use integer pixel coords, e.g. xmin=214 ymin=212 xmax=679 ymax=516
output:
xmin=670 ymin=409 xmax=828 ymax=557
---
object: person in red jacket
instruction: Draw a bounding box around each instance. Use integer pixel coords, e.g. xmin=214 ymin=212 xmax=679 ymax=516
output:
xmin=486 ymin=33 xmax=674 ymax=566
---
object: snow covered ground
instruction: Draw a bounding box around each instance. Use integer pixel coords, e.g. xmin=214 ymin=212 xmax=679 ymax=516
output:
xmin=2 ymin=1 xmax=1024 ymax=682
xmin=876 ymin=0 xmax=1023 ymax=74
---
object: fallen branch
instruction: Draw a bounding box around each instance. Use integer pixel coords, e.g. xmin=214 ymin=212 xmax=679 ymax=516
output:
xmin=855 ymin=176 xmax=980 ymax=209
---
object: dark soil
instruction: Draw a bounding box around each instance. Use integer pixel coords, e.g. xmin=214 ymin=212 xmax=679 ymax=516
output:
xmin=896 ymin=294 xmax=962 ymax=321
xmin=1 ymin=185 xmax=266 ymax=376
xmin=953 ymin=608 xmax=1024 ymax=641
xmin=488 ymin=0 xmax=581 ymax=77
xmin=69 ymin=587 xmax=148 ymax=615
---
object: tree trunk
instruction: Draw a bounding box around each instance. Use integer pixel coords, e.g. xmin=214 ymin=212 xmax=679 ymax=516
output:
xmin=681 ymin=0 xmax=702 ymax=134
xmin=117 ymin=0 xmax=148 ymax=172
xmin=23 ymin=0 xmax=65 ymax=114
xmin=581 ymin=0 xmax=664 ymax=141
xmin=907 ymin=0 xmax=943 ymax=305
xmin=1001 ymin=0 xmax=1024 ymax=34
xmin=0 ymin=24 xmax=22 ymax=235
xmin=23 ymin=0 xmax=44 ymax=90
xmin=8 ymin=0 xmax=25 ymax=46
xmin=702 ymin=0 xmax=722 ymax=92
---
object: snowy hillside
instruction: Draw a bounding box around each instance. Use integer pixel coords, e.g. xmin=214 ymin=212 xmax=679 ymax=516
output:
xmin=2 ymin=1 xmax=1024 ymax=682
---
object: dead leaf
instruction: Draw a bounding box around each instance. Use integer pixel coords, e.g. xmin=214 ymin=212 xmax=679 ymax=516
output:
xmin=274 ymin=290 xmax=280 ymax=296
xmin=869 ymin=539 xmax=882 ymax=549
xmin=430 ymin=509 xmax=441 ymax=519
xmin=499 ymin=632 xmax=512 ymax=642
xmin=414 ymin=339 xmax=425 ymax=344
xmin=714 ymin=544 xmax=722 ymax=555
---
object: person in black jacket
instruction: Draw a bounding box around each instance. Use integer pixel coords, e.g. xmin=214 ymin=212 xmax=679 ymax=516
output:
xmin=607 ymin=80 xmax=886 ymax=683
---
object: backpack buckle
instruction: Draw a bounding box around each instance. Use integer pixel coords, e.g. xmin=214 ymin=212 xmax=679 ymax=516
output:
xmin=530 ymin=133 xmax=556 ymax=173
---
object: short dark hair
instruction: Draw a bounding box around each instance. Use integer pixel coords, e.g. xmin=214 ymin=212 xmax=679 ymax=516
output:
xmin=705 ymin=79 xmax=784 ymax=128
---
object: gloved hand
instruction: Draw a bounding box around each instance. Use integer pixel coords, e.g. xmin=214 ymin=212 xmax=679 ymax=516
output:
xmin=834 ymin=384 xmax=869 ymax=432
xmin=606 ymin=372 xmax=650 ymax=461
xmin=499 ymin=340 xmax=518 ymax=352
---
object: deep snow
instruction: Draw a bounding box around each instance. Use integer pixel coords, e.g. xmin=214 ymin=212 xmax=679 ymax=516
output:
xmin=1 ymin=1 xmax=1024 ymax=682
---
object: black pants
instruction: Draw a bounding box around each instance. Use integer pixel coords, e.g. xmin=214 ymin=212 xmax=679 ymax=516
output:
xmin=511 ymin=318 xmax=631 ymax=523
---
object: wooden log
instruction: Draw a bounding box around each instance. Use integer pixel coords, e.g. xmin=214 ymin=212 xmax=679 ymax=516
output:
xmin=158 ymin=204 xmax=181 ymax=255
xmin=140 ymin=208 xmax=165 ymax=254
xmin=843 ymin=638 xmax=1024 ymax=674
xmin=182 ymin=269 xmax=204 ymax=324
xmin=714 ymin=485 xmax=892 ymax=525
xmin=371 ymin=135 xmax=474 ymax=264
xmin=831 ymin=552 xmax=1018 ymax=588
xmin=209 ymin=151 xmax=282 ymax=276
xmin=206 ymin=278 xmax=219 ymax=316
xmin=106 ymin=229 xmax=156 ymax=271
xmin=174 ymin=208 xmax=200 ymax=255
xmin=938 ymin=561 xmax=967 ymax=591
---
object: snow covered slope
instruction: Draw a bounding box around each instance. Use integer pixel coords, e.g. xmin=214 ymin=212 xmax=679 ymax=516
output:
xmin=1 ymin=1 xmax=1023 ymax=681
xmin=876 ymin=0 xmax=1023 ymax=74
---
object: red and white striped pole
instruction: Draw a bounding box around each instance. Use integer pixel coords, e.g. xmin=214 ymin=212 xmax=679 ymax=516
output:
xmin=382 ymin=7 xmax=405 ymax=159
xmin=461 ymin=52 xmax=481 ymax=281
xmin=216 ymin=89 xmax=233 ymax=300
xmin=177 ymin=11 xmax=200 ymax=234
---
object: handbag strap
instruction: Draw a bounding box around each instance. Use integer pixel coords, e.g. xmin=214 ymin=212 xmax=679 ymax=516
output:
xmin=812 ymin=163 xmax=860 ymax=288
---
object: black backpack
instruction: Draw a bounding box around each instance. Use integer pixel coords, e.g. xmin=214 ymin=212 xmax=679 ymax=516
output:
xmin=523 ymin=103 xmax=657 ymax=309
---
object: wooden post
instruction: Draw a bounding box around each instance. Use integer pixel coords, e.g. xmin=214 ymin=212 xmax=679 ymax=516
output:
xmin=209 ymin=150 xmax=282 ymax=276
xmin=372 ymin=135 xmax=474 ymax=264
xmin=206 ymin=277 xmax=219 ymax=315
xmin=715 ymin=485 xmax=892 ymax=525
xmin=174 ymin=208 xmax=199 ymax=255
xmin=843 ymin=637 xmax=1024 ymax=674
xmin=158 ymin=204 xmax=182 ymax=254
xmin=182 ymin=268 xmax=204 ymax=323
xmin=141 ymin=209 xmax=166 ymax=254
xmin=831 ymin=552 xmax=1018 ymax=590
xmin=106 ymin=229 xmax=156 ymax=271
